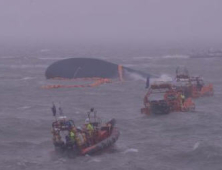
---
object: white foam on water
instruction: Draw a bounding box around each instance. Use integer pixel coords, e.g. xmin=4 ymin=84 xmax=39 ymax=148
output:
xmin=162 ymin=55 xmax=190 ymax=59
xmin=88 ymin=158 xmax=102 ymax=163
xmin=123 ymin=64 xmax=137 ymax=67
xmin=17 ymin=106 xmax=31 ymax=110
xmin=75 ymin=111 xmax=81 ymax=114
xmin=7 ymin=64 xmax=48 ymax=69
xmin=128 ymin=72 xmax=146 ymax=81
xmin=40 ymin=49 xmax=50 ymax=52
xmin=38 ymin=57 xmax=65 ymax=60
xmin=193 ymin=142 xmax=200 ymax=150
xmin=0 ymin=56 xmax=17 ymax=59
xmin=17 ymin=161 xmax=27 ymax=167
xmin=151 ymin=74 xmax=173 ymax=83
xmin=57 ymin=158 xmax=67 ymax=163
xmin=123 ymin=148 xmax=139 ymax=154
xmin=132 ymin=56 xmax=155 ymax=60
xmin=20 ymin=77 xmax=35 ymax=80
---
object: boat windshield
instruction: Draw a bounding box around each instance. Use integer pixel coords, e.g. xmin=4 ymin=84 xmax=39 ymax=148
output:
xmin=148 ymin=92 xmax=165 ymax=101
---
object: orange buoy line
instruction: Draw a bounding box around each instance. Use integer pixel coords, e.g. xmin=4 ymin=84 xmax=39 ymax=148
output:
xmin=51 ymin=77 xmax=104 ymax=81
xmin=41 ymin=77 xmax=113 ymax=89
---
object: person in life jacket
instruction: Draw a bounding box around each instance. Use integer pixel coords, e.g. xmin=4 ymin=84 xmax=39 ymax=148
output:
xmin=64 ymin=130 xmax=76 ymax=149
xmin=105 ymin=122 xmax=112 ymax=135
xmin=52 ymin=130 xmax=62 ymax=144
xmin=69 ymin=130 xmax=76 ymax=144
xmin=180 ymin=92 xmax=185 ymax=110
xmin=88 ymin=108 xmax=96 ymax=124
xmin=84 ymin=118 xmax=94 ymax=145
xmin=75 ymin=127 xmax=87 ymax=149
xmin=196 ymin=77 xmax=203 ymax=91
xmin=85 ymin=118 xmax=94 ymax=134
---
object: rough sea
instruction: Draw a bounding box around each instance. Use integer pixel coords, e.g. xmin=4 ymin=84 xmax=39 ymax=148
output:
xmin=0 ymin=44 xmax=221 ymax=170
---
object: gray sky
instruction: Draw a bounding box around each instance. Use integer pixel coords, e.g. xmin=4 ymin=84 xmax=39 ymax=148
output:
xmin=1 ymin=0 xmax=222 ymax=46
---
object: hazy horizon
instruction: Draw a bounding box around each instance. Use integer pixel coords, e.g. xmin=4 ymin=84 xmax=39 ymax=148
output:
xmin=0 ymin=0 xmax=222 ymax=48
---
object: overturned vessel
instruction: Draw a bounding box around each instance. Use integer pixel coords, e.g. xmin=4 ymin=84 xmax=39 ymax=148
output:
xmin=43 ymin=58 xmax=153 ymax=89
xmin=45 ymin=58 xmax=151 ymax=80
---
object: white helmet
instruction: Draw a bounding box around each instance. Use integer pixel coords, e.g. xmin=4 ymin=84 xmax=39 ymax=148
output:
xmin=85 ymin=118 xmax=90 ymax=124
xmin=77 ymin=126 xmax=82 ymax=131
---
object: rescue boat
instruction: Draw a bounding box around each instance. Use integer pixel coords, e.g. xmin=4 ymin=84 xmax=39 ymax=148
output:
xmin=189 ymin=76 xmax=214 ymax=98
xmin=51 ymin=116 xmax=120 ymax=156
xmin=141 ymin=82 xmax=195 ymax=115
xmin=174 ymin=67 xmax=214 ymax=98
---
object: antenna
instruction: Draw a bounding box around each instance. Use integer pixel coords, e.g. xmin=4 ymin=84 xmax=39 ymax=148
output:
xmin=51 ymin=102 xmax=57 ymax=120
xmin=58 ymin=102 xmax=64 ymax=116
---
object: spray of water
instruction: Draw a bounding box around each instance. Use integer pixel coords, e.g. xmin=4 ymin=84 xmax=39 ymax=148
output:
xmin=127 ymin=72 xmax=146 ymax=81
xmin=150 ymin=74 xmax=173 ymax=84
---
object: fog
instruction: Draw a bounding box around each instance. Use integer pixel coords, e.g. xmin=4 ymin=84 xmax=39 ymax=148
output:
xmin=0 ymin=0 xmax=222 ymax=46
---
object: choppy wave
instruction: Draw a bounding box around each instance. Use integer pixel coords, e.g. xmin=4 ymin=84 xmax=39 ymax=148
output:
xmin=87 ymin=157 xmax=102 ymax=163
xmin=7 ymin=141 xmax=36 ymax=148
xmin=162 ymin=55 xmax=190 ymax=59
xmin=1 ymin=47 xmax=221 ymax=170
xmin=0 ymin=56 xmax=17 ymax=59
xmin=122 ymin=64 xmax=137 ymax=67
xmin=123 ymin=148 xmax=139 ymax=154
xmin=40 ymin=49 xmax=51 ymax=52
xmin=20 ymin=77 xmax=35 ymax=80
xmin=17 ymin=106 xmax=32 ymax=110
xmin=0 ymin=64 xmax=48 ymax=69
xmin=132 ymin=56 xmax=155 ymax=60
xmin=38 ymin=57 xmax=66 ymax=60
xmin=193 ymin=142 xmax=200 ymax=150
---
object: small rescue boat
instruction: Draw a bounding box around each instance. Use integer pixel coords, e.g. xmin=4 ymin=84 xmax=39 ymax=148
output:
xmin=189 ymin=76 xmax=214 ymax=98
xmin=81 ymin=119 xmax=119 ymax=155
xmin=51 ymin=108 xmax=120 ymax=156
xmin=141 ymin=82 xmax=195 ymax=115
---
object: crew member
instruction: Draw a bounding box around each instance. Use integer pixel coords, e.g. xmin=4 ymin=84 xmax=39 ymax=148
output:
xmin=181 ymin=93 xmax=185 ymax=102
xmin=84 ymin=118 xmax=94 ymax=145
xmin=88 ymin=108 xmax=95 ymax=117
xmin=196 ymin=78 xmax=203 ymax=91
xmin=69 ymin=130 xmax=76 ymax=144
xmin=75 ymin=127 xmax=87 ymax=149
xmin=52 ymin=130 xmax=62 ymax=143
xmin=180 ymin=93 xmax=185 ymax=110
xmin=85 ymin=118 xmax=94 ymax=134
